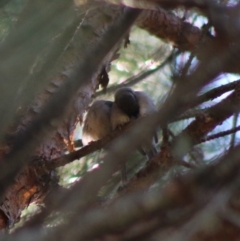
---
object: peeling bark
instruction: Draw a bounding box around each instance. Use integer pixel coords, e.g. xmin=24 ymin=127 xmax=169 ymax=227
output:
xmin=137 ymin=9 xmax=205 ymax=51
xmin=0 ymin=1 xmax=132 ymax=229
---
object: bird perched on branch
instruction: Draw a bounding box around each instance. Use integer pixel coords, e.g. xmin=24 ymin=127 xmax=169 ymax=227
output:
xmin=82 ymin=99 xmax=128 ymax=185
xmin=81 ymin=89 xmax=158 ymax=185
xmin=82 ymin=100 xmax=113 ymax=145
xmin=111 ymin=87 xmax=158 ymax=159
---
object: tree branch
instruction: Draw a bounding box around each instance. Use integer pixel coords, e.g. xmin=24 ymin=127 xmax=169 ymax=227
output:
xmin=0 ymin=7 xmax=142 ymax=201
xmin=95 ymin=49 xmax=178 ymax=97
xmin=48 ymin=125 xmax=129 ymax=169
xmin=137 ymin=8 xmax=208 ymax=52
xmin=200 ymin=125 xmax=240 ymax=143
xmin=16 ymin=141 xmax=240 ymax=241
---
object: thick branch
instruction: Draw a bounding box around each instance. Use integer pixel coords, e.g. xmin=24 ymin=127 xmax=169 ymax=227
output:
xmin=0 ymin=5 xmax=141 ymax=221
xmin=0 ymin=0 xmax=76 ymax=136
xmin=137 ymin=9 xmax=207 ymax=52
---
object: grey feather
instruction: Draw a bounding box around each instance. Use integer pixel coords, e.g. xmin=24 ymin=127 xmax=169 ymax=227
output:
xmin=111 ymin=87 xmax=158 ymax=159
xmin=82 ymin=100 xmax=113 ymax=145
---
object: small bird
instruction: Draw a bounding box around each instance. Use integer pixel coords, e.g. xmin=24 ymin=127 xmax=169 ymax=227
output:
xmin=82 ymin=99 xmax=127 ymax=186
xmin=82 ymin=100 xmax=113 ymax=145
xmin=111 ymin=87 xmax=158 ymax=159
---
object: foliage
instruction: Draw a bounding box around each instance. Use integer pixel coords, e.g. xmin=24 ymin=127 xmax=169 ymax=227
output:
xmin=0 ymin=0 xmax=240 ymax=240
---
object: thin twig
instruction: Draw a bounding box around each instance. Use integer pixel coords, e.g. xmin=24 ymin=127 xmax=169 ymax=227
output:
xmin=200 ymin=125 xmax=240 ymax=143
xmin=48 ymin=124 xmax=130 ymax=169
xmin=95 ymin=50 xmax=179 ymax=97
xmin=229 ymin=112 xmax=239 ymax=151
xmin=173 ymin=79 xmax=240 ymax=122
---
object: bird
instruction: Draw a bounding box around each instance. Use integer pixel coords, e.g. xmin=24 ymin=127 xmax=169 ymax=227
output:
xmin=82 ymin=100 xmax=113 ymax=145
xmin=111 ymin=87 xmax=158 ymax=159
xmin=82 ymin=90 xmax=158 ymax=185
xmin=82 ymin=99 xmax=127 ymax=186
